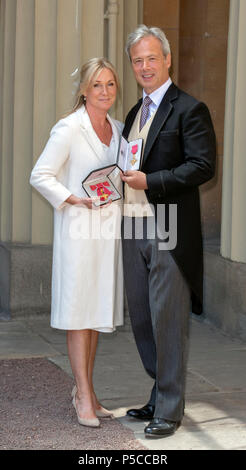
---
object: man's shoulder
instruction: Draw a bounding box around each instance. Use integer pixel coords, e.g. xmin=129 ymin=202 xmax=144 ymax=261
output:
xmin=123 ymin=99 xmax=142 ymax=135
xmin=174 ymin=85 xmax=211 ymax=116
xmin=174 ymin=85 xmax=201 ymax=108
xmin=126 ymin=98 xmax=142 ymax=118
xmin=125 ymin=85 xmax=201 ymax=114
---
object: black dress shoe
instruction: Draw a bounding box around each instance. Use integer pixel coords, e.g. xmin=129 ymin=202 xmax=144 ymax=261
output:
xmin=144 ymin=418 xmax=181 ymax=437
xmin=126 ymin=404 xmax=155 ymax=420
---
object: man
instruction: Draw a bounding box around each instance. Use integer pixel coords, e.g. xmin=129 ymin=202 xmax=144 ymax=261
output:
xmin=121 ymin=25 xmax=216 ymax=438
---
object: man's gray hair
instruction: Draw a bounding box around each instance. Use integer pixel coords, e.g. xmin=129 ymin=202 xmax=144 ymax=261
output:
xmin=125 ymin=24 xmax=171 ymax=60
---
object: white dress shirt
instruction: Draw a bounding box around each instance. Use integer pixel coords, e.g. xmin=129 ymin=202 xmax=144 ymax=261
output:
xmin=143 ymin=77 xmax=172 ymax=121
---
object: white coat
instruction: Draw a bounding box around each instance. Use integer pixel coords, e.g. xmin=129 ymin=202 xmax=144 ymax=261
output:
xmin=30 ymin=106 xmax=124 ymax=331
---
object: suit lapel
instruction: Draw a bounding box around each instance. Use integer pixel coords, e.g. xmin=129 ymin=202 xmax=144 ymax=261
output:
xmin=142 ymin=83 xmax=179 ymax=166
xmin=123 ymin=100 xmax=142 ymax=139
xmin=77 ymin=106 xmax=107 ymax=164
xmin=107 ymin=113 xmax=121 ymax=145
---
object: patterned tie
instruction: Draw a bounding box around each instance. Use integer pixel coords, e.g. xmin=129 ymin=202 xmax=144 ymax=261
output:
xmin=139 ymin=96 xmax=152 ymax=131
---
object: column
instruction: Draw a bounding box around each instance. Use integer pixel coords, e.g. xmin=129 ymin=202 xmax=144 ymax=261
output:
xmin=114 ymin=0 xmax=124 ymax=121
xmin=56 ymin=0 xmax=82 ymax=119
xmin=12 ymin=0 xmax=35 ymax=242
xmin=0 ymin=0 xmax=16 ymax=242
xmin=107 ymin=0 xmax=143 ymax=120
xmin=123 ymin=0 xmax=143 ymax=118
xmin=31 ymin=0 xmax=57 ymax=245
xmin=221 ymin=0 xmax=246 ymax=262
xmin=81 ymin=0 xmax=105 ymax=63
xmin=107 ymin=0 xmax=119 ymax=67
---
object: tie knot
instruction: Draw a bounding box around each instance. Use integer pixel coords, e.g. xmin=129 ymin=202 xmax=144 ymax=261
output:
xmin=143 ymin=96 xmax=152 ymax=107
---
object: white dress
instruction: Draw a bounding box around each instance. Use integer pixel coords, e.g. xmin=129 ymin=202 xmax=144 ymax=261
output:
xmin=30 ymin=106 xmax=124 ymax=332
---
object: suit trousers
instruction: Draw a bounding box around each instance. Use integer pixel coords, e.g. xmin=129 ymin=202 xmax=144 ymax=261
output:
xmin=122 ymin=216 xmax=191 ymax=421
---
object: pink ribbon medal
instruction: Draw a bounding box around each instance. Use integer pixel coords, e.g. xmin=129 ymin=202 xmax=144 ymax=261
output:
xmin=130 ymin=143 xmax=138 ymax=166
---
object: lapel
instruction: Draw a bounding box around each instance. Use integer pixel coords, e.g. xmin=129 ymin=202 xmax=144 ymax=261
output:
xmin=142 ymin=83 xmax=179 ymax=166
xmin=77 ymin=105 xmax=118 ymax=165
xmin=107 ymin=113 xmax=121 ymax=146
xmin=123 ymin=100 xmax=142 ymax=139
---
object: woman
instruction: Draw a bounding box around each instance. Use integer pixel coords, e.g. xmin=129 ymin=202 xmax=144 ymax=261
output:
xmin=30 ymin=58 xmax=124 ymax=428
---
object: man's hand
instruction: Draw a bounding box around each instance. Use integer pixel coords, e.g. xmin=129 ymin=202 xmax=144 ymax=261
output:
xmin=121 ymin=170 xmax=148 ymax=190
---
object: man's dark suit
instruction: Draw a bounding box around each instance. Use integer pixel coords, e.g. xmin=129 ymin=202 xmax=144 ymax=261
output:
xmin=123 ymin=83 xmax=216 ymax=314
xmin=122 ymin=83 xmax=216 ymax=420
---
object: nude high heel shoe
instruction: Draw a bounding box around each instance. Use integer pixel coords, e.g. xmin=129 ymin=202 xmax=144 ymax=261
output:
xmin=71 ymin=385 xmax=113 ymax=418
xmin=72 ymin=393 xmax=100 ymax=428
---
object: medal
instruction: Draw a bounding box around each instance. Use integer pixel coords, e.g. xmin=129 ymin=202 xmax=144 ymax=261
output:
xmin=90 ymin=181 xmax=112 ymax=201
xmin=130 ymin=144 xmax=139 ymax=166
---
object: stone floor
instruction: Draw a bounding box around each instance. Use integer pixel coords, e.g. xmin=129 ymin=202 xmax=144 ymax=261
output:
xmin=0 ymin=315 xmax=246 ymax=450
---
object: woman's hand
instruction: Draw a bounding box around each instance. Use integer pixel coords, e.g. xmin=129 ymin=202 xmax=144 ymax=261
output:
xmin=65 ymin=195 xmax=112 ymax=209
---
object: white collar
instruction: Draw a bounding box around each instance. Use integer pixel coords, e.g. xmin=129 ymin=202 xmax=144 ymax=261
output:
xmin=143 ymin=77 xmax=172 ymax=107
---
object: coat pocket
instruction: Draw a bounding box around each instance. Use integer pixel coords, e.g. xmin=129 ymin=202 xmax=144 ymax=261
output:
xmin=160 ymin=129 xmax=179 ymax=136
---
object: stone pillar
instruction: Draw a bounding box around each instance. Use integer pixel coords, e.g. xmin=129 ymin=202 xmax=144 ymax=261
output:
xmin=32 ymin=0 xmax=57 ymax=245
xmin=123 ymin=0 xmax=143 ymax=117
xmin=12 ymin=0 xmax=35 ymax=242
xmin=56 ymin=0 xmax=82 ymax=119
xmin=0 ymin=0 xmax=16 ymax=242
xmin=81 ymin=0 xmax=105 ymax=63
xmin=221 ymin=0 xmax=246 ymax=262
xmin=114 ymin=0 xmax=124 ymax=121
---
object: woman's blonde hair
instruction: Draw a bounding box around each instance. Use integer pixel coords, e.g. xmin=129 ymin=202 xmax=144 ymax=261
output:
xmin=70 ymin=57 xmax=121 ymax=114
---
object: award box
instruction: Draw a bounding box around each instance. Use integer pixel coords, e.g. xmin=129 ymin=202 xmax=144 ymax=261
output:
xmin=82 ymin=137 xmax=143 ymax=207
xmin=117 ymin=136 xmax=143 ymax=172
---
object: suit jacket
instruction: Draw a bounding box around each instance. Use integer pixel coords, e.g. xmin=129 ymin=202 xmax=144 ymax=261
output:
xmin=122 ymin=83 xmax=216 ymax=314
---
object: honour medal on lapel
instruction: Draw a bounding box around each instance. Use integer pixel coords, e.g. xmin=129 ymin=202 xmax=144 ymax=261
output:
xmin=130 ymin=144 xmax=138 ymax=166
